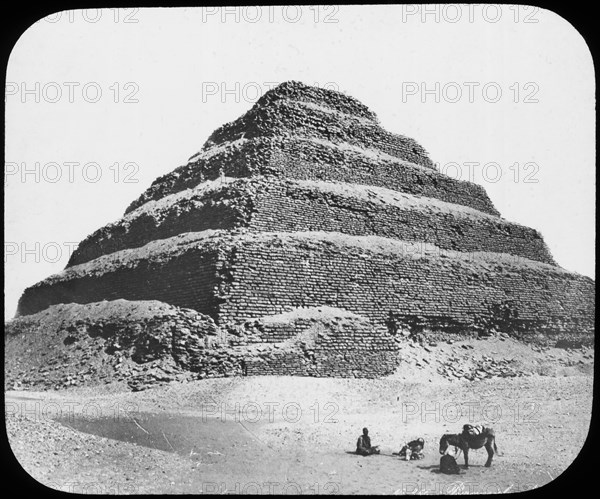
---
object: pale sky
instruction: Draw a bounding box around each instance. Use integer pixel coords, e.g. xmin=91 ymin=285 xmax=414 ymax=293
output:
xmin=5 ymin=5 xmax=595 ymax=317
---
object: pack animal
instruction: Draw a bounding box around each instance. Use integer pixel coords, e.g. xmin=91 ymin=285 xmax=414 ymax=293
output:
xmin=438 ymin=425 xmax=498 ymax=468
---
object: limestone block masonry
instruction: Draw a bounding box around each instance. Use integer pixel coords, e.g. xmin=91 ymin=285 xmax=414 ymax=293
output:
xmin=11 ymin=81 xmax=595 ymax=386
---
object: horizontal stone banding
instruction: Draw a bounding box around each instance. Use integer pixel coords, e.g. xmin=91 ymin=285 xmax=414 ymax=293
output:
xmin=70 ymin=177 xmax=552 ymax=267
xmin=126 ymin=136 xmax=499 ymax=215
xmin=18 ymin=231 xmax=593 ymax=342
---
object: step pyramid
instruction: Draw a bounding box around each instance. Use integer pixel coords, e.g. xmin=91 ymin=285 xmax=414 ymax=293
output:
xmin=12 ymin=81 xmax=595 ymax=382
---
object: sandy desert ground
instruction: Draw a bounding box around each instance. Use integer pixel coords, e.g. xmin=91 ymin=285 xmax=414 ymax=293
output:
xmin=5 ymin=336 xmax=594 ymax=495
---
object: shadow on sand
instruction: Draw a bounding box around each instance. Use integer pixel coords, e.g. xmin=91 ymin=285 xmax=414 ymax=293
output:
xmin=345 ymin=451 xmax=399 ymax=459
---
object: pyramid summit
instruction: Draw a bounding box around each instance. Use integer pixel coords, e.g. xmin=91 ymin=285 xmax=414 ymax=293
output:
xmin=9 ymin=81 xmax=595 ymax=389
xmin=124 ymin=80 xmax=478 ymax=214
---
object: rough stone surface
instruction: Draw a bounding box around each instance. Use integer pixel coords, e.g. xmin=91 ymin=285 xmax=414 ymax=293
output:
xmin=125 ymin=136 xmax=498 ymax=216
xmin=5 ymin=301 xmax=398 ymax=390
xmin=18 ymin=231 xmax=594 ymax=341
xmin=69 ymin=177 xmax=553 ymax=267
xmin=10 ymin=81 xmax=595 ymax=389
xmin=125 ymin=81 xmax=497 ymax=215
xmin=5 ymin=301 xmax=222 ymax=391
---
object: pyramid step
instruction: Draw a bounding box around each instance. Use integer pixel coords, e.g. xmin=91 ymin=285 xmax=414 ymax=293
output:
xmin=18 ymin=231 xmax=594 ymax=349
xmin=202 ymin=96 xmax=434 ymax=167
xmin=70 ymin=177 xmax=552 ymax=267
xmin=126 ymin=136 xmax=499 ymax=216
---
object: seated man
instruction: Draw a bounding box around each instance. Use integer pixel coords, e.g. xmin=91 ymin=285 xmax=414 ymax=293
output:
xmin=399 ymin=437 xmax=425 ymax=460
xmin=356 ymin=427 xmax=380 ymax=456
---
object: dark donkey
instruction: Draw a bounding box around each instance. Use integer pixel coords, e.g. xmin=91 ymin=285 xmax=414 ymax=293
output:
xmin=439 ymin=427 xmax=499 ymax=468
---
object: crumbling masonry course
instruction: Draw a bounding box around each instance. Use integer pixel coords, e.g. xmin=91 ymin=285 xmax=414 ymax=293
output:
xmin=126 ymin=137 xmax=499 ymax=216
xmin=70 ymin=177 xmax=550 ymax=267
xmin=11 ymin=81 xmax=595 ymax=386
xmin=18 ymin=232 xmax=594 ymax=342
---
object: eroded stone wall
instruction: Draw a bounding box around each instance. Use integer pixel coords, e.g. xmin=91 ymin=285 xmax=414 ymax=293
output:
xmin=18 ymin=232 xmax=594 ymax=344
xmin=243 ymin=315 xmax=400 ymax=378
xmin=217 ymin=234 xmax=594 ymax=340
xmin=69 ymin=181 xmax=251 ymax=266
xmin=203 ymin=98 xmax=434 ymax=168
xmin=6 ymin=300 xmax=401 ymax=390
xmin=126 ymin=137 xmax=498 ymax=216
xmin=17 ymin=247 xmax=223 ymax=317
xmin=4 ymin=300 xmax=226 ymax=390
xmin=253 ymin=80 xmax=379 ymax=122
xmin=75 ymin=177 xmax=536 ymax=267
xmin=251 ymin=180 xmax=552 ymax=264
